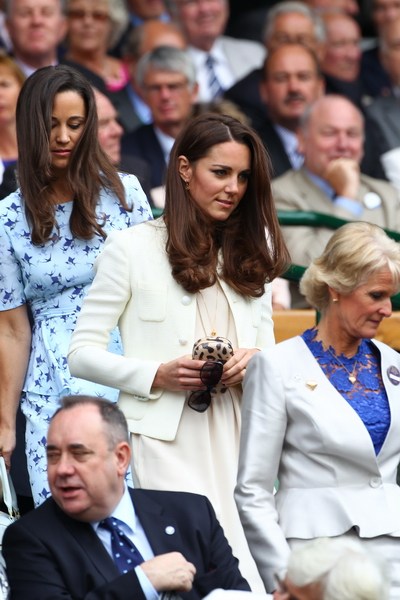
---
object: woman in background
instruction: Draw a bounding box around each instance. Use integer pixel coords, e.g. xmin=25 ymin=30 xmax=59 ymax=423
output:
xmin=236 ymin=222 xmax=400 ymax=598
xmin=63 ymin=0 xmax=129 ymax=93
xmin=69 ymin=113 xmax=289 ymax=589
xmin=0 ymin=65 xmax=152 ymax=506
xmin=0 ymin=53 xmax=25 ymax=199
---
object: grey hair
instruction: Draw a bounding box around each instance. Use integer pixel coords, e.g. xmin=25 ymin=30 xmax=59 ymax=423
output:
xmin=136 ymin=45 xmax=197 ymax=90
xmin=53 ymin=395 xmax=130 ymax=449
xmin=262 ymin=1 xmax=326 ymax=44
xmin=5 ymin=0 xmax=66 ymax=14
xmin=300 ymin=222 xmax=400 ymax=312
xmin=287 ymin=537 xmax=389 ymax=600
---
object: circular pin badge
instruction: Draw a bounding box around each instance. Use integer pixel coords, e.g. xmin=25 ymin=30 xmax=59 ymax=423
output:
xmin=165 ymin=526 xmax=175 ymax=535
xmin=363 ymin=192 xmax=382 ymax=210
xmin=387 ymin=365 xmax=400 ymax=385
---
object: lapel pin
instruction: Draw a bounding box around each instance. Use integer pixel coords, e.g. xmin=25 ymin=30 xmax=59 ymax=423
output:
xmin=306 ymin=380 xmax=318 ymax=391
xmin=387 ymin=366 xmax=400 ymax=386
xmin=363 ymin=192 xmax=381 ymax=210
xmin=165 ymin=526 xmax=175 ymax=535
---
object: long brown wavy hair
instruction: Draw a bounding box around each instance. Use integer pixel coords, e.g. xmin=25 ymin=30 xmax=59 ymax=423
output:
xmin=164 ymin=113 xmax=290 ymax=297
xmin=16 ymin=65 xmax=129 ymax=245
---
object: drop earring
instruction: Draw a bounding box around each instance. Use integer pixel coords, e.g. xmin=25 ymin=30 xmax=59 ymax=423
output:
xmin=184 ymin=180 xmax=190 ymax=190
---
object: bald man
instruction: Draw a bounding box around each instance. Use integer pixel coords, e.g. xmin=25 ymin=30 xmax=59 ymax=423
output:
xmin=272 ymin=95 xmax=400 ymax=306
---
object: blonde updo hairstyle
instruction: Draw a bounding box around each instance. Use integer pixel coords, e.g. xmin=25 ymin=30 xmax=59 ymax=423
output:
xmin=300 ymin=222 xmax=400 ymax=312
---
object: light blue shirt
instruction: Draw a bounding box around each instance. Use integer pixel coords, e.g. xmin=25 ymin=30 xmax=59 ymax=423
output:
xmin=274 ymin=125 xmax=303 ymax=170
xmin=93 ymin=486 xmax=158 ymax=600
xmin=154 ymin=127 xmax=175 ymax=164
xmin=305 ymin=168 xmax=363 ymax=217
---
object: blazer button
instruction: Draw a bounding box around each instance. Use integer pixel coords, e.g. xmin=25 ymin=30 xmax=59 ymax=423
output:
xmin=369 ymin=477 xmax=382 ymax=488
xmin=181 ymin=295 xmax=192 ymax=306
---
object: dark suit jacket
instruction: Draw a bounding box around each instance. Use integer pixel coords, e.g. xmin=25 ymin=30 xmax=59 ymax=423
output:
xmin=224 ymin=68 xmax=266 ymax=130
xmin=121 ymin=124 xmax=167 ymax=189
xmin=361 ymin=45 xmax=393 ymax=99
xmin=256 ymin=118 xmax=292 ymax=178
xmin=119 ymin=154 xmax=152 ymax=204
xmin=3 ymin=488 xmax=249 ymax=600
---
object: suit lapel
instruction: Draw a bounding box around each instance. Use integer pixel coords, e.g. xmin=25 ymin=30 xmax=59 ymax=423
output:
xmin=373 ymin=340 xmax=400 ymax=462
xmin=131 ymin=490 xmax=187 ymax=556
xmin=290 ymin=337 xmax=380 ymax=460
xmin=55 ymin=504 xmax=118 ymax=581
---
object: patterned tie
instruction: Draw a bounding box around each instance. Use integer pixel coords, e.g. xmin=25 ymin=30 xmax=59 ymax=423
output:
xmin=205 ymin=54 xmax=223 ymax=99
xmin=99 ymin=517 xmax=144 ymax=574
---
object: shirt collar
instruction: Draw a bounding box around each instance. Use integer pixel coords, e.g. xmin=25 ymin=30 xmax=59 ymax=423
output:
xmin=154 ymin=126 xmax=175 ymax=163
xmin=189 ymin=38 xmax=227 ymax=67
xmin=274 ymin=124 xmax=298 ymax=154
xmin=93 ymin=485 xmax=137 ymax=534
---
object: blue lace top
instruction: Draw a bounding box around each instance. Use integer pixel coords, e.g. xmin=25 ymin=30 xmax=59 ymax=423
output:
xmin=301 ymin=328 xmax=390 ymax=455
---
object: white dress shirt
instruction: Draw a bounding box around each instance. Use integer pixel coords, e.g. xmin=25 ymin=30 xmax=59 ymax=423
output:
xmin=188 ymin=40 xmax=235 ymax=102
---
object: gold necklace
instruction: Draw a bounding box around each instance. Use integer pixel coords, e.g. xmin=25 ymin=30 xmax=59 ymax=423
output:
xmin=198 ymin=285 xmax=219 ymax=337
xmin=326 ymin=347 xmax=358 ymax=384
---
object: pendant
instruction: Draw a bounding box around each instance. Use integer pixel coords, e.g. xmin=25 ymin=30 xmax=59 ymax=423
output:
xmin=210 ymin=329 xmax=217 ymax=336
xmin=348 ymin=374 xmax=356 ymax=384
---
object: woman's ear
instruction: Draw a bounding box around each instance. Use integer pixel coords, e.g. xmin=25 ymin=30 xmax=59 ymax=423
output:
xmin=327 ymin=286 xmax=340 ymax=304
xmin=178 ymin=155 xmax=192 ymax=183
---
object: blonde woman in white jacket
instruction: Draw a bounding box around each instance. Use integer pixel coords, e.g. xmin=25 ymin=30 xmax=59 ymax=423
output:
xmin=236 ymin=222 xmax=400 ymax=598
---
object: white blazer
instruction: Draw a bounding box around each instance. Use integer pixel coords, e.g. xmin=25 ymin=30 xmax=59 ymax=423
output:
xmin=235 ymin=336 xmax=400 ymax=592
xmin=68 ymin=219 xmax=274 ymax=440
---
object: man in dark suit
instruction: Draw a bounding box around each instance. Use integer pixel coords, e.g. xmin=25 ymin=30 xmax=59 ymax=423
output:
xmin=360 ymin=0 xmax=400 ymax=100
xmin=3 ymin=395 xmax=249 ymax=600
xmin=121 ymin=45 xmax=198 ymax=194
xmin=257 ymin=43 xmax=324 ymax=178
xmin=224 ymin=1 xmax=325 ymax=130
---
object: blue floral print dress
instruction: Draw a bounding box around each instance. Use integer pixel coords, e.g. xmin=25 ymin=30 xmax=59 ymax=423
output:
xmin=0 ymin=173 xmax=152 ymax=505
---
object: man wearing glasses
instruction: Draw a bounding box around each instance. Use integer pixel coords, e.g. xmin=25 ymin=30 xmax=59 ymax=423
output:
xmin=121 ymin=45 xmax=198 ymax=195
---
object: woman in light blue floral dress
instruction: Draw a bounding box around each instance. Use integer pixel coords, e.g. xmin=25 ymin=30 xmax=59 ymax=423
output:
xmin=0 ymin=65 xmax=152 ymax=505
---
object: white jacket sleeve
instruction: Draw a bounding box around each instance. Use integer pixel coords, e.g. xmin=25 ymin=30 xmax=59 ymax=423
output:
xmin=68 ymin=229 xmax=161 ymax=400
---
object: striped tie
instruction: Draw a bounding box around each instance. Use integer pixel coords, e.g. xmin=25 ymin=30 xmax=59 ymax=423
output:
xmin=205 ymin=54 xmax=223 ymax=99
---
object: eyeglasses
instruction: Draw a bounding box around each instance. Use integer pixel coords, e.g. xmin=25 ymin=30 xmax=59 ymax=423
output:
xmin=67 ymin=9 xmax=109 ymax=22
xmin=143 ymin=81 xmax=189 ymax=96
xmin=188 ymin=360 xmax=223 ymax=412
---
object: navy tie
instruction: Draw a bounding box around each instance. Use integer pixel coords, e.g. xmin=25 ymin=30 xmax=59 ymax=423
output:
xmin=99 ymin=517 xmax=144 ymax=574
xmin=205 ymin=54 xmax=223 ymax=99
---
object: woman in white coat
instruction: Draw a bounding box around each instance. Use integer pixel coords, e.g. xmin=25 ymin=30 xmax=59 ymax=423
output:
xmin=235 ymin=222 xmax=400 ymax=598
xmin=68 ymin=113 xmax=289 ymax=589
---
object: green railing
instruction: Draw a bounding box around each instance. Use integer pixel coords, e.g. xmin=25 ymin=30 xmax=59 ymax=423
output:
xmin=278 ymin=211 xmax=400 ymax=310
xmin=149 ymin=206 xmax=400 ymax=309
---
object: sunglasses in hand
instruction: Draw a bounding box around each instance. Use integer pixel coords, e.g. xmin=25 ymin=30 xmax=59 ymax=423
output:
xmin=188 ymin=360 xmax=224 ymax=413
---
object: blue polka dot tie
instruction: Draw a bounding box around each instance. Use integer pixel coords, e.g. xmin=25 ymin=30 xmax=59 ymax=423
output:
xmin=99 ymin=517 xmax=144 ymax=574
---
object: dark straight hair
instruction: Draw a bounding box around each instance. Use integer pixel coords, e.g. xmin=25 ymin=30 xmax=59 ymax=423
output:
xmin=16 ymin=65 xmax=128 ymax=245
